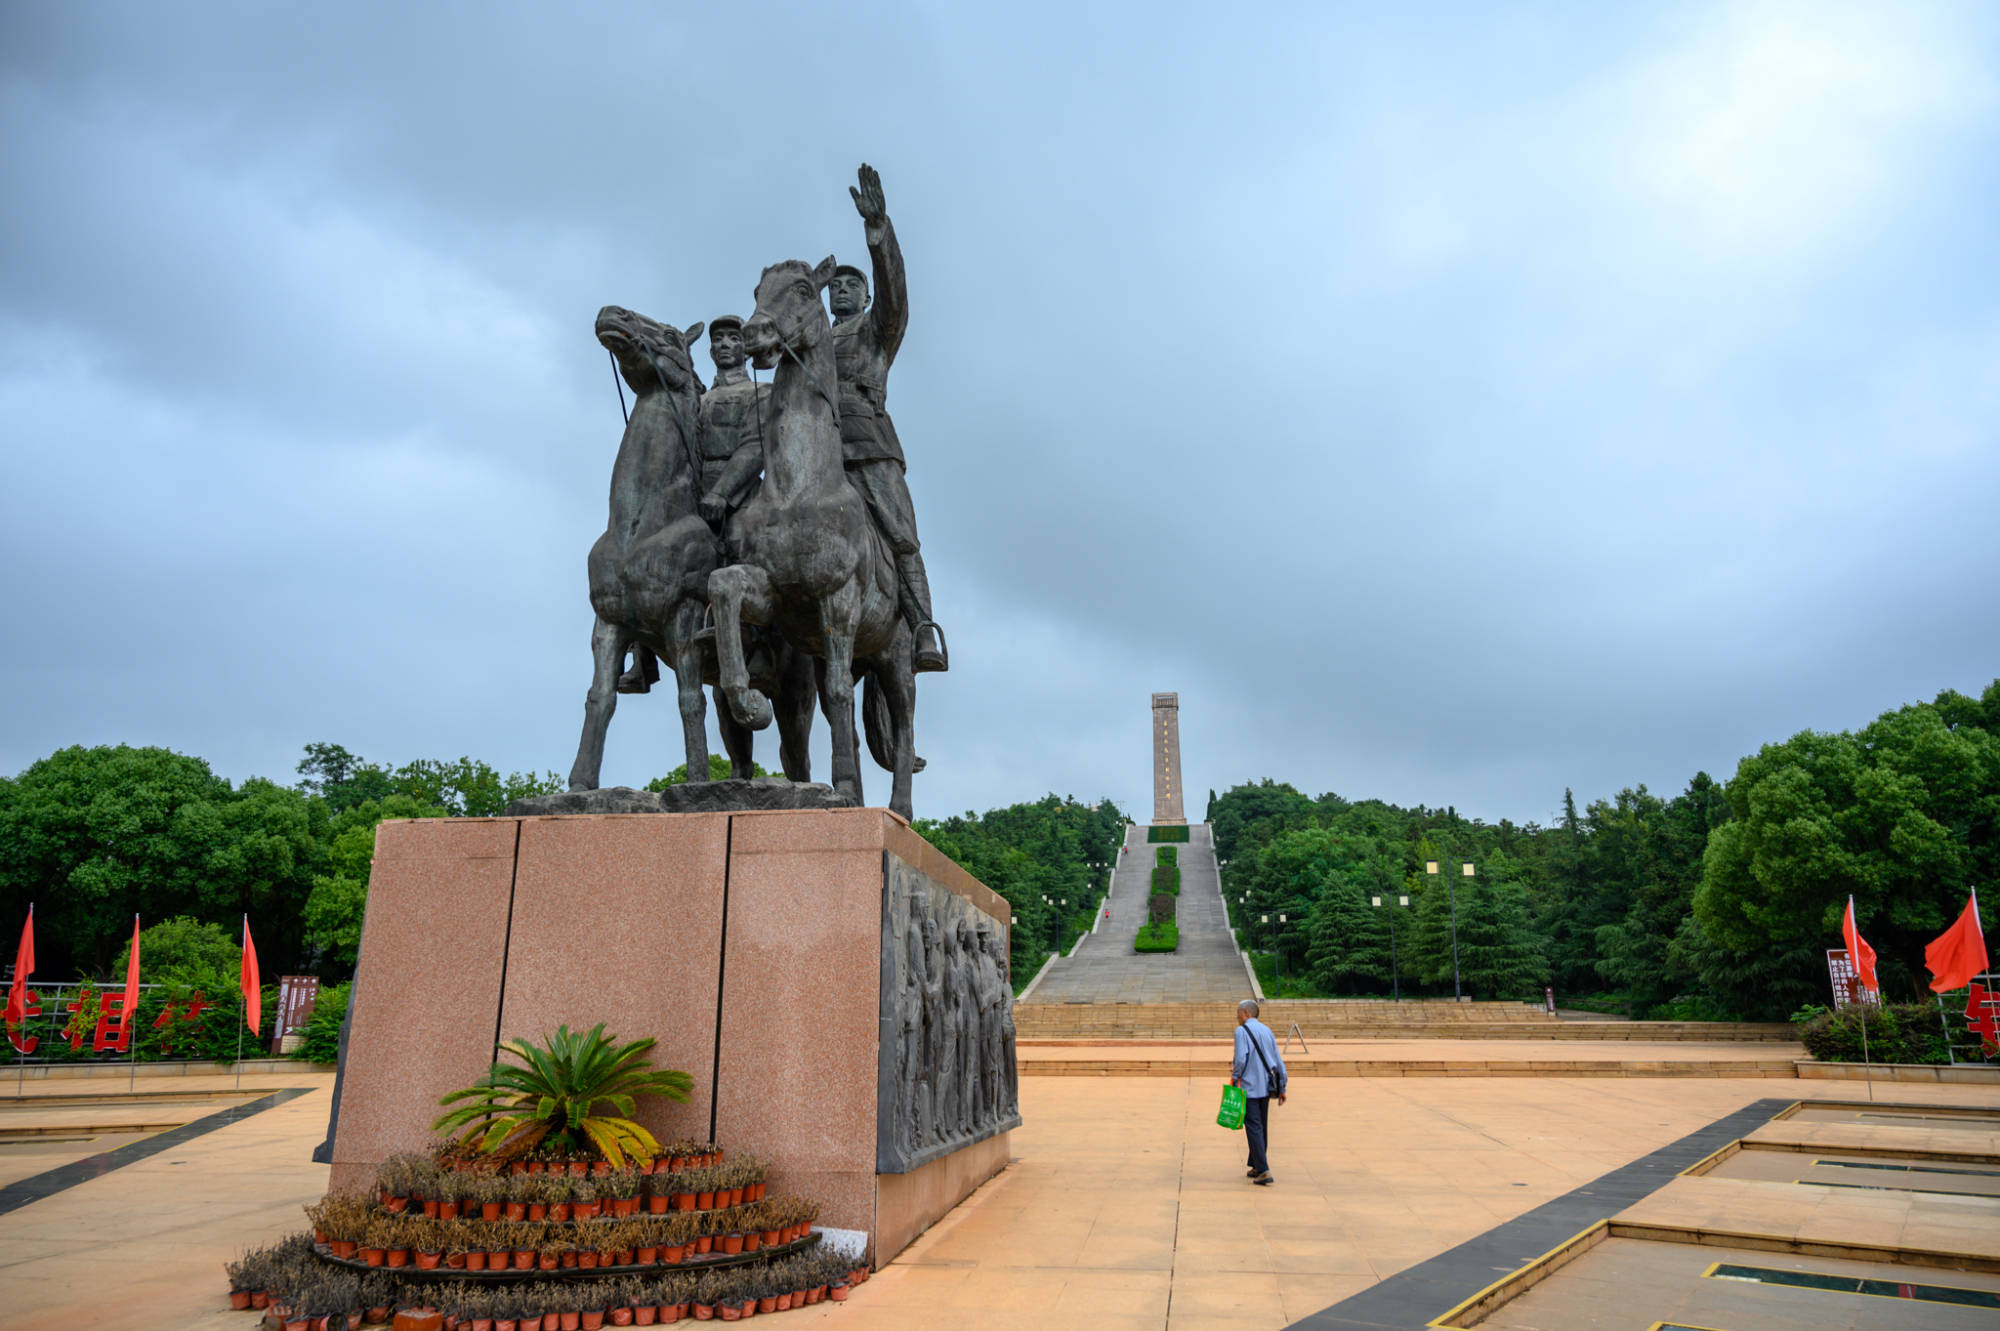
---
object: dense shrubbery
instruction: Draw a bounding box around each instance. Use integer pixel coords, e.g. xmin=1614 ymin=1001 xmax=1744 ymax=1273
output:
xmin=1793 ymin=1003 xmax=1952 ymax=1065
xmin=1147 ymin=892 xmax=1176 ymax=926
xmin=1157 ymin=846 xmax=1177 ymax=866
xmin=1151 ymin=865 xmax=1180 ymax=895
xmin=1135 ymin=921 xmax=1178 ymax=952
xmin=294 ymin=982 xmax=349 ymax=1063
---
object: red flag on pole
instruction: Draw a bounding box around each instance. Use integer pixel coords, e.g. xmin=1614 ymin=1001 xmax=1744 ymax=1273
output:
xmin=1926 ymin=889 xmax=1989 ymax=994
xmin=120 ymin=914 xmax=141 ymax=1042
xmin=4 ymin=906 xmax=32 ymax=1026
xmin=1841 ymin=896 xmax=1878 ymax=994
xmin=240 ymin=916 xmax=261 ymax=1036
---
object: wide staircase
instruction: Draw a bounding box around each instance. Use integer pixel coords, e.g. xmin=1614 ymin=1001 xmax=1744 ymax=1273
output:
xmin=1021 ymin=823 xmax=1251 ymax=1004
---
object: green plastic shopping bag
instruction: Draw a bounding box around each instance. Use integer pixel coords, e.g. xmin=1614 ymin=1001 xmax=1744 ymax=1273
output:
xmin=1217 ymin=1082 xmax=1246 ymax=1130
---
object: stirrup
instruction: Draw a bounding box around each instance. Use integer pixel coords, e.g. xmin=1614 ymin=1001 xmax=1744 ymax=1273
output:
xmin=913 ymin=619 xmax=949 ymax=673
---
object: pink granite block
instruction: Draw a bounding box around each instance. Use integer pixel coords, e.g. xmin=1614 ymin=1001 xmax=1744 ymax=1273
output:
xmin=716 ymin=823 xmax=885 ymax=1233
xmin=330 ymin=818 xmax=521 ymax=1187
xmin=500 ymin=813 xmax=729 ymax=1152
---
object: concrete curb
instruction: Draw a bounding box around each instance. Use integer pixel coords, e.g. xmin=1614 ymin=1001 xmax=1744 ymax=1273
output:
xmin=1016 ymin=951 xmax=1061 ymax=1002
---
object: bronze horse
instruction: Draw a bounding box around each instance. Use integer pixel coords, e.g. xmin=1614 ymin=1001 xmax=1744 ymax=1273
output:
xmin=709 ymin=259 xmax=918 ymax=819
xmin=568 ymin=305 xmax=812 ymax=792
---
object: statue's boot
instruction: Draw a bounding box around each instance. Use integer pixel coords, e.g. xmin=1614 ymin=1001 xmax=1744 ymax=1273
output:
xmin=899 ymin=552 xmax=948 ymax=673
xmin=617 ymin=645 xmax=661 ymax=694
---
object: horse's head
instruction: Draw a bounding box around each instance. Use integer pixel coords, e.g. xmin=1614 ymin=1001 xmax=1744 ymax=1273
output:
xmin=742 ymin=257 xmax=837 ymax=371
xmin=596 ymin=305 xmax=706 ymax=394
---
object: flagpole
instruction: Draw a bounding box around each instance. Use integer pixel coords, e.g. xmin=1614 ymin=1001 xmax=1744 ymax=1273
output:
xmin=1857 ymin=993 xmax=1874 ymax=1102
xmin=235 ymin=991 xmax=244 ymax=1091
xmin=126 ymin=914 xmax=138 ymax=1093
xmin=14 ymin=903 xmax=28 ymax=1096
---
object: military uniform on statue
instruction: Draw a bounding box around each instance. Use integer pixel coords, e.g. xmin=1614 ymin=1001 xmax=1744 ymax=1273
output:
xmin=830 ymin=166 xmax=947 ymax=674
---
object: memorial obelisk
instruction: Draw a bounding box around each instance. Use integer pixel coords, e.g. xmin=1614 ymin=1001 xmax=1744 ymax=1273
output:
xmin=1152 ymin=692 xmax=1185 ymax=824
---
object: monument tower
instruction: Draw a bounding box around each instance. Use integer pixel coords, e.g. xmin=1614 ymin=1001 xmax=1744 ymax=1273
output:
xmin=1152 ymin=692 xmax=1185 ymax=824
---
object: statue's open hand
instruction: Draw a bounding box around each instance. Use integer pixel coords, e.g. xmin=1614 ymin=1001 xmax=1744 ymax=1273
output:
xmin=850 ymin=163 xmax=887 ymax=227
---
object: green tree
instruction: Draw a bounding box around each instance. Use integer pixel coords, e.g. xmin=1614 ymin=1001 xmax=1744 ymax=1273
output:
xmin=301 ymin=795 xmax=449 ymax=975
xmin=647 ymin=756 xmax=773 ymax=788
xmin=1449 ymin=852 xmax=1545 ymax=998
xmin=0 ymin=746 xmax=325 ymax=977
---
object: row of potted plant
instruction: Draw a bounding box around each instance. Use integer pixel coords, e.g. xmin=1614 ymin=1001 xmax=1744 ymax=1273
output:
xmin=308 ymin=1200 xmax=822 ymax=1271
xmin=375 ymin=1154 xmax=767 ymax=1218
xmin=230 ymin=1241 xmax=871 ymax=1328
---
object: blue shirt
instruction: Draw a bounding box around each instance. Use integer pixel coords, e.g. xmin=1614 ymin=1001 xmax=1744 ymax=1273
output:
xmin=1232 ymin=1018 xmax=1286 ymax=1098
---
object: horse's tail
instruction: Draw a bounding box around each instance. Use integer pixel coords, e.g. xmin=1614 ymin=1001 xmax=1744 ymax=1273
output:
xmin=863 ymin=668 xmax=895 ymax=774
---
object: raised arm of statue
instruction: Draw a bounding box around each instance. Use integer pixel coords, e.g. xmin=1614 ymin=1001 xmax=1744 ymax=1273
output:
xmin=851 ymin=163 xmax=907 ymax=363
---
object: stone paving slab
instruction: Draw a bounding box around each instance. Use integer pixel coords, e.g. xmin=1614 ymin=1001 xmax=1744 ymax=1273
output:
xmin=7 ymin=1068 xmax=2000 ymax=1330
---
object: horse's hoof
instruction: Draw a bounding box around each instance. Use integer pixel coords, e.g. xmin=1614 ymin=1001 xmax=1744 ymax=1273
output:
xmin=733 ymin=690 xmax=774 ymax=731
xmin=912 ymin=755 xmax=927 ymax=774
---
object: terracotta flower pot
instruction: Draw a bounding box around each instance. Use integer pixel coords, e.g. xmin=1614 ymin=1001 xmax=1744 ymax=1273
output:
xmin=645 ymin=1195 xmax=668 ymax=1215
xmin=506 ymin=1202 xmax=526 ymax=1222
xmin=634 ymin=1309 xmax=656 ymax=1327
xmin=560 ymin=1315 xmax=580 ymax=1331
xmin=550 ymin=1202 xmax=571 ymax=1222
xmin=487 ymin=1250 xmax=510 ymax=1269
xmin=695 ymin=1236 xmax=713 ymax=1254
xmin=691 ymin=1309 xmax=712 ymax=1323
xmin=696 ymin=1192 xmax=714 ymax=1210
xmin=387 ymin=1248 xmax=409 ymax=1267
xmin=717 ymin=1311 xmax=738 ymax=1324
xmin=776 ymin=1295 xmax=791 ymax=1312
xmin=529 ymin=1202 xmax=547 ymax=1221
xmin=540 ymin=1253 xmax=559 ymax=1270
xmin=368 ymin=1308 xmax=390 ymax=1324
xmin=672 ymin=1194 xmax=695 ymax=1212
xmin=762 ymin=1229 xmax=780 ymax=1248
xmin=416 ymin=1251 xmax=441 ymax=1269
xmin=514 ymin=1249 xmax=535 ymax=1269
xmin=229 ymin=1291 xmax=251 ymax=1310
xmin=579 ymin=1251 xmax=599 ymax=1269
xmin=720 ymin=1235 xmax=744 ymax=1255
xmin=743 ymin=1233 xmax=759 ymax=1252
xmin=636 ymin=1246 xmax=658 ymax=1266
xmin=284 ymin=1320 xmax=309 ymax=1331
xmin=738 ymin=1302 xmax=755 ymax=1319
xmin=828 ymin=1286 xmax=849 ymax=1302
xmin=447 ymin=1252 xmax=467 ymax=1269
xmin=561 ymin=1251 xmax=578 ymax=1268
xmin=385 ymin=1195 xmax=409 ymax=1213
xmin=440 ymin=1201 xmax=461 ymax=1220
xmin=472 ymin=1321 xmax=492 ymax=1331
xmin=569 ymin=1161 xmax=587 ymax=1177
xmin=659 ymin=1307 xmax=680 ymax=1325
xmin=581 ymin=1314 xmax=604 ymax=1331
xmin=756 ymin=1299 xmax=775 ymax=1315
xmin=610 ymin=1311 xmax=634 ymax=1327
xmin=661 ymin=1245 xmax=684 ymax=1265
xmin=529 ymin=1160 xmax=545 ymax=1174
xmin=329 ymin=1239 xmax=356 ymax=1259
xmin=481 ymin=1202 xmax=502 ymax=1222
xmin=423 ymin=1199 xmax=440 ymax=1218
xmin=465 ymin=1251 xmax=487 ymax=1270
xmin=360 ymin=1246 xmax=386 ymax=1267
xmin=497 ymin=1321 xmax=516 ymax=1331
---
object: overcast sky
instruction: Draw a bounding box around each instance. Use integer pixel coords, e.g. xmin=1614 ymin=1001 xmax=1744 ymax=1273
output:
xmin=3 ymin=2 xmax=1996 ymax=826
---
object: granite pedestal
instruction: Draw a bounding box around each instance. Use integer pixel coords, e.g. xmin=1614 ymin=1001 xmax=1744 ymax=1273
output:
xmin=325 ymin=807 xmax=1014 ymax=1263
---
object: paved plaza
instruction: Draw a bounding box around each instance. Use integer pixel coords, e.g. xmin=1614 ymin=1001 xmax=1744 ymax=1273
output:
xmin=3 ymin=1070 xmax=1996 ymax=1330
xmin=1024 ymin=824 xmax=1254 ymax=1004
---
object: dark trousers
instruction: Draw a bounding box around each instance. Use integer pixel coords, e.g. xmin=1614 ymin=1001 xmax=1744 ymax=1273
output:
xmin=1244 ymin=1095 xmax=1271 ymax=1175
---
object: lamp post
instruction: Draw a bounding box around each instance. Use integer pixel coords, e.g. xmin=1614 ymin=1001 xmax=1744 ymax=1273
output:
xmin=1425 ymin=860 xmax=1469 ymax=1001
xmin=1370 ymin=892 xmax=1411 ymax=1001
xmin=1262 ymin=913 xmax=1288 ymax=994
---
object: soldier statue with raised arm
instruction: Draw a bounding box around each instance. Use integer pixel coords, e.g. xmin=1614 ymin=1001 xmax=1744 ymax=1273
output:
xmin=830 ymin=164 xmax=947 ymax=673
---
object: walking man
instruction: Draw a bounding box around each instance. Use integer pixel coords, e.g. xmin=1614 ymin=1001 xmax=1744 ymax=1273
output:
xmin=1232 ymin=998 xmax=1287 ymax=1185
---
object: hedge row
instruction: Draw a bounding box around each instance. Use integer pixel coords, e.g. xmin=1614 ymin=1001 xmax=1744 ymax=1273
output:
xmin=1157 ymin=846 xmax=1177 ymax=866
xmin=1148 ymin=892 xmax=1176 ymax=926
xmin=1147 ymin=826 xmax=1189 ymax=843
xmin=1151 ymin=865 xmax=1180 ymax=895
xmin=1795 ymin=1002 xmax=1953 ymax=1065
xmin=1135 ymin=920 xmax=1179 ymax=952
